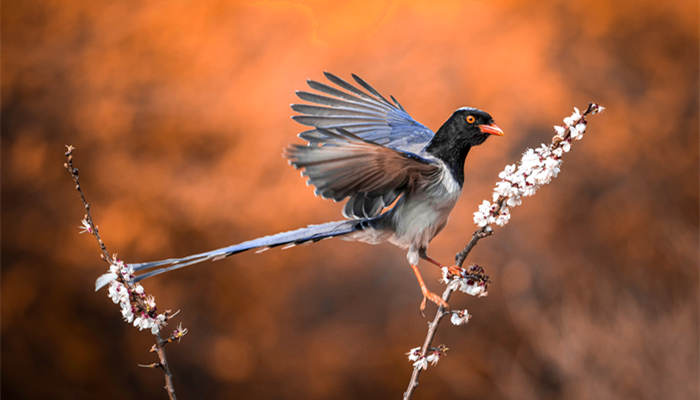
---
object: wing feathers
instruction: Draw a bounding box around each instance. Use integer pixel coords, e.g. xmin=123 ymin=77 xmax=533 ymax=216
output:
xmin=295 ymin=91 xmax=386 ymax=113
xmin=286 ymin=128 xmax=440 ymax=207
xmin=292 ymin=73 xmax=434 ymax=155
xmin=290 ymin=104 xmax=384 ymax=119
xmin=351 ymin=73 xmax=394 ymax=107
xmin=390 ymin=95 xmax=406 ymax=111
xmin=292 ymin=115 xmax=386 ymax=128
xmin=306 ymin=80 xmax=387 ymax=109
xmin=290 ymin=73 xmax=438 ymax=217
xmin=323 ymin=72 xmax=390 ymax=106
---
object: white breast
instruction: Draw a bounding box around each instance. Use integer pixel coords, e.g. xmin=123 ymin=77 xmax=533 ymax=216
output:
xmin=388 ymin=163 xmax=462 ymax=261
xmin=439 ymin=161 xmax=462 ymax=195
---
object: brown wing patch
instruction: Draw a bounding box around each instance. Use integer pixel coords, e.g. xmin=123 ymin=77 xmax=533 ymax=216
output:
xmin=285 ymin=129 xmax=440 ymax=203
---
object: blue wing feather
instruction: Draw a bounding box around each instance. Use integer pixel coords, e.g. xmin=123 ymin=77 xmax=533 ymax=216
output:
xmin=290 ymin=73 xmax=436 ymax=218
xmin=292 ymin=72 xmax=434 ymax=154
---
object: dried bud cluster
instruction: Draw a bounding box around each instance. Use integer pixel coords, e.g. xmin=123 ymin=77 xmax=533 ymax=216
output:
xmin=473 ymin=104 xmax=605 ymax=228
xmin=441 ymin=264 xmax=490 ymax=298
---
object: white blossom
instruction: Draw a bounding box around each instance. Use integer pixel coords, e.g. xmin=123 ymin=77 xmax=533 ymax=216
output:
xmin=494 ymin=206 xmax=510 ymax=227
xmin=473 ymin=200 xmax=492 ymax=227
xmin=498 ymin=164 xmax=516 ymax=179
xmin=425 ymin=351 xmax=440 ymax=366
xmin=569 ymin=123 xmax=584 ymax=139
xmin=441 ymin=266 xmax=489 ymax=297
xmin=561 ymin=141 xmax=571 ymax=153
xmin=408 ymin=347 xmax=446 ymax=370
xmin=553 ymin=125 xmax=566 ymax=138
xmin=133 ymin=315 xmax=153 ymax=331
xmin=413 ymin=357 xmax=428 ymax=370
xmin=406 ymin=347 xmax=421 ymax=362
xmin=121 ymin=302 xmax=134 ymax=323
xmin=145 ymin=295 xmax=157 ymax=310
xmin=78 ymin=217 xmax=92 ymax=234
xmin=572 ymin=123 xmax=587 ymax=140
xmin=520 ymin=148 xmax=540 ymax=171
xmin=472 ymin=105 xmax=603 ymax=230
xmin=97 ymin=256 xmax=169 ymax=335
xmin=505 ymin=195 xmax=522 ymax=207
xmin=563 ymin=107 xmax=581 ymax=126
xmin=450 ymin=310 xmax=471 ymax=326
xmin=139 ymin=317 xmax=151 ymax=330
xmin=462 ymin=283 xmax=487 ymax=297
xmin=108 ymin=281 xmax=128 ymax=304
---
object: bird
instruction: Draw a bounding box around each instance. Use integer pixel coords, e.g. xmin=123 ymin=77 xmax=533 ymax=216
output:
xmin=109 ymin=72 xmax=503 ymax=310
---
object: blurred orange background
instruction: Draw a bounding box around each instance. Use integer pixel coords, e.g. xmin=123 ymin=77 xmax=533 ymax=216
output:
xmin=2 ymin=1 xmax=698 ymax=399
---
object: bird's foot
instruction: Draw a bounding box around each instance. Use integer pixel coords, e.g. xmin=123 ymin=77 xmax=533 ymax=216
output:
xmin=445 ymin=265 xmax=464 ymax=277
xmin=420 ymin=290 xmax=449 ymax=312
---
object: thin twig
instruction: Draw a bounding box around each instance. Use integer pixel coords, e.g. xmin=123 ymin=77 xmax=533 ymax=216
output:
xmin=403 ymin=285 xmax=454 ymax=400
xmin=455 ymin=226 xmax=494 ymax=267
xmin=403 ymin=226 xmax=489 ymax=400
xmin=64 ymin=145 xmax=178 ymax=400
xmin=153 ymin=333 xmax=177 ymax=400
xmin=63 ymin=145 xmax=110 ymax=263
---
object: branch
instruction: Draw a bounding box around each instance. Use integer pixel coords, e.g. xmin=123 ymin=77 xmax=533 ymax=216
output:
xmin=404 ymin=227 xmax=493 ymax=399
xmin=403 ymin=287 xmax=453 ymax=400
xmin=455 ymin=226 xmax=493 ymax=267
xmin=64 ymin=146 xmax=185 ymax=400
xmin=142 ymin=333 xmax=177 ymax=399
xmin=63 ymin=145 xmax=111 ymax=263
xmin=403 ymin=103 xmax=605 ymax=399
xmin=403 ymin=265 xmax=489 ymax=400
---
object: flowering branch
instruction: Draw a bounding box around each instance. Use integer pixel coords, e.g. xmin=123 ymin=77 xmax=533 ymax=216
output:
xmin=403 ymin=103 xmax=605 ymax=399
xmin=402 ymin=265 xmax=490 ymax=400
xmin=64 ymin=146 xmax=187 ymax=400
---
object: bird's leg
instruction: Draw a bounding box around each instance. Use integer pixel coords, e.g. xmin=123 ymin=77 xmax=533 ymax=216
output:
xmin=418 ymin=249 xmax=462 ymax=276
xmin=409 ymin=263 xmax=449 ymax=311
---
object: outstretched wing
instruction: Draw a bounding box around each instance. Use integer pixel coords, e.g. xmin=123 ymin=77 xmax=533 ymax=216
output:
xmin=291 ymin=72 xmax=434 ymax=154
xmin=286 ymin=128 xmax=441 ymax=219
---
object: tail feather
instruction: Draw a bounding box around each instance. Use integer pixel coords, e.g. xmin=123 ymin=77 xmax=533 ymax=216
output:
xmin=96 ymin=219 xmax=370 ymax=290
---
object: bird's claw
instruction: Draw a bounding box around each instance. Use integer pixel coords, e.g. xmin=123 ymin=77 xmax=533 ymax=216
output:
xmin=420 ymin=290 xmax=449 ymax=312
xmin=446 ymin=265 xmax=463 ymax=277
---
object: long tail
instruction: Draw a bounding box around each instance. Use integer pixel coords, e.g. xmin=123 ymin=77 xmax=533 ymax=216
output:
xmin=96 ymin=219 xmax=373 ymax=290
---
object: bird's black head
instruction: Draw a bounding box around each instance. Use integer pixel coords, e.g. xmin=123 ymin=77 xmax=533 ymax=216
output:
xmin=426 ymin=107 xmax=503 ymax=185
xmin=438 ymin=107 xmax=503 ymax=145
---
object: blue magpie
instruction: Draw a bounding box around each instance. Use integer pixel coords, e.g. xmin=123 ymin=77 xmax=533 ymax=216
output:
xmin=110 ymin=72 xmax=503 ymax=309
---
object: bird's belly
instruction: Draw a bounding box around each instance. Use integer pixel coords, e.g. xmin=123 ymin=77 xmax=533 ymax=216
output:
xmin=388 ymin=189 xmax=460 ymax=250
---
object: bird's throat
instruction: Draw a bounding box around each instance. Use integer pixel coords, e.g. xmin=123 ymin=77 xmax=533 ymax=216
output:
xmin=425 ymin=133 xmax=471 ymax=186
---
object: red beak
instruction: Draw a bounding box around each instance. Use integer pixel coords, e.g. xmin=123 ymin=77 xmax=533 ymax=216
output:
xmin=479 ymin=123 xmax=504 ymax=136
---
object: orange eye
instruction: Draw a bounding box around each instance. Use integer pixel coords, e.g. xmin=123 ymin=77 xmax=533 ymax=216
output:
xmin=466 ymin=115 xmax=476 ymax=124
